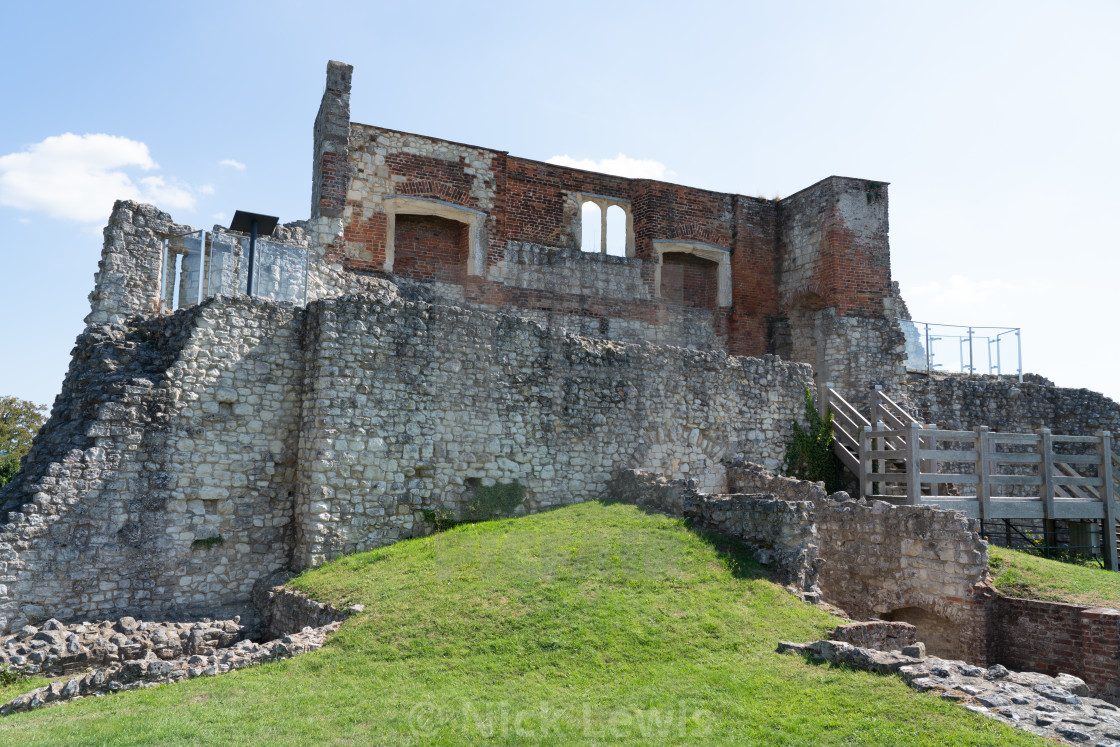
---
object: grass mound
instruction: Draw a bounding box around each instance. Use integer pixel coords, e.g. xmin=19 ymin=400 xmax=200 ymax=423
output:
xmin=989 ymin=544 xmax=1120 ymax=608
xmin=0 ymin=502 xmax=1040 ymax=745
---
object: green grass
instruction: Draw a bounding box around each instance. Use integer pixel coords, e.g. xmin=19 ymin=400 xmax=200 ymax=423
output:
xmin=989 ymin=544 xmax=1120 ymax=608
xmin=0 ymin=502 xmax=1041 ymax=745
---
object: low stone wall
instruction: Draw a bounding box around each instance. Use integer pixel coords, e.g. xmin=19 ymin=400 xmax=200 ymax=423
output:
xmin=0 ymin=616 xmax=243 ymax=677
xmin=253 ymin=576 xmax=359 ymax=640
xmin=608 ymin=469 xmax=820 ymax=596
xmin=726 ymin=460 xmax=828 ymax=502
xmin=0 ymin=621 xmax=340 ymax=717
xmin=993 ymin=596 xmax=1120 ymax=703
xmin=829 ymin=620 xmax=916 ymax=652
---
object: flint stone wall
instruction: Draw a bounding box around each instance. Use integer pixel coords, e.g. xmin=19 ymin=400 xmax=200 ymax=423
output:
xmin=292 ymin=296 xmax=811 ymax=567
xmin=252 ymin=576 xmax=356 ymax=641
xmin=607 ymin=469 xmax=820 ymax=594
xmin=903 ymin=373 xmax=1120 ymax=436
xmin=0 ymin=297 xmax=306 ymax=633
xmin=645 ymin=461 xmax=993 ymax=660
xmin=0 ymin=284 xmax=811 ymax=630
xmin=814 ymin=497 xmax=992 ymax=662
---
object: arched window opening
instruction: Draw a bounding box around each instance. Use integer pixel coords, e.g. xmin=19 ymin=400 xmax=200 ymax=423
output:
xmin=605 ymin=205 xmax=626 ymax=257
xmin=580 ymin=202 xmax=602 ymax=253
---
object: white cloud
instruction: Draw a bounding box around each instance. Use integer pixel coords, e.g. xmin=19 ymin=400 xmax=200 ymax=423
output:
xmin=219 ymin=159 xmax=246 ymax=171
xmin=545 ymin=153 xmax=674 ymax=180
xmin=0 ymin=133 xmax=201 ymax=223
xmin=197 ymin=184 xmax=215 ymax=195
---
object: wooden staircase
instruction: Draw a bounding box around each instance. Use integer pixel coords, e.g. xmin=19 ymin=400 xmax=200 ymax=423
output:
xmin=821 ymin=384 xmax=1120 ymax=570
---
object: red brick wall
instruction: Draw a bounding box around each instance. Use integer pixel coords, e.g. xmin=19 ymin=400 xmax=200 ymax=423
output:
xmin=334 ymin=126 xmax=895 ymax=357
xmin=392 ymin=215 xmax=469 ymax=283
xmin=660 ymin=252 xmax=718 ymax=309
xmin=994 ymin=596 xmax=1120 ymax=702
xmin=729 ymin=197 xmax=780 ymax=357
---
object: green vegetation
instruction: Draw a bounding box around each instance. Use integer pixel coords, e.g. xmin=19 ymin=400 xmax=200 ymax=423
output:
xmin=989 ymin=544 xmax=1120 ymax=608
xmin=0 ymin=502 xmax=1040 ymax=745
xmin=191 ymin=535 xmax=225 ymax=550
xmin=783 ymin=388 xmax=841 ymax=492
xmin=0 ymin=396 xmax=46 ymax=488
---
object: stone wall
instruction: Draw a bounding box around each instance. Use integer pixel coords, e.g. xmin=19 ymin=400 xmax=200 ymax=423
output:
xmin=607 ymin=469 xmax=820 ymax=595
xmin=611 ymin=463 xmax=994 ymax=655
xmin=829 ymin=620 xmax=917 ymax=652
xmin=0 ymin=297 xmax=306 ymax=633
xmin=291 ymin=296 xmax=812 ymax=568
xmin=252 ymin=577 xmax=355 ymax=640
xmin=814 ymin=499 xmax=992 ymax=661
xmin=903 ymin=373 xmax=1120 ymax=436
xmin=0 ymin=284 xmax=812 ymax=630
xmin=993 ymin=596 xmax=1120 ymax=702
xmin=85 ymin=202 xmax=194 ymax=327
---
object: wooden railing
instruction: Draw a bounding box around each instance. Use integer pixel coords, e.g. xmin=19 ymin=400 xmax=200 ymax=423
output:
xmin=857 ymin=423 xmax=1120 ymax=569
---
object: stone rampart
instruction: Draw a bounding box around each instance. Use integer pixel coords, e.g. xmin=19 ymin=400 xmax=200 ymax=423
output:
xmin=0 ymin=286 xmax=812 ymax=631
xmin=0 ymin=296 xmax=306 ymax=633
xmin=291 ymin=296 xmax=812 ymax=567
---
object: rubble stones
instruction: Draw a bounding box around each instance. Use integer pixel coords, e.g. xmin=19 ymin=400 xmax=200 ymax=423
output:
xmin=0 ymin=621 xmax=340 ymax=717
xmin=0 ymin=617 xmax=245 ymax=676
xmin=781 ymin=638 xmax=1120 ymax=745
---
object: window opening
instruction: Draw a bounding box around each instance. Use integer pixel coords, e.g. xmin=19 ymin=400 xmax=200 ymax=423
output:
xmin=580 ymin=202 xmax=602 ymax=253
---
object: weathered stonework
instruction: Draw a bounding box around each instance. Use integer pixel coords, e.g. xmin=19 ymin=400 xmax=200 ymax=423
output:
xmin=608 ymin=469 xmax=821 ymax=596
xmin=613 ymin=462 xmax=993 ymax=660
xmin=903 ymin=372 xmax=1120 ymax=437
xmin=780 ymin=640 xmax=1120 ymax=745
xmin=0 ymin=261 xmax=813 ymax=630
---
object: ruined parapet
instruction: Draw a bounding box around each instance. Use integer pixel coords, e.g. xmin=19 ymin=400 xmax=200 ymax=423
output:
xmin=725 ymin=460 xmax=828 ymax=502
xmin=85 ymin=201 xmax=194 ymax=327
xmin=813 ymin=497 xmax=993 ymax=662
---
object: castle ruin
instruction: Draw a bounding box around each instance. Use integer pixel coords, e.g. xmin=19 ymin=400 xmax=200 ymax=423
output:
xmin=3 ymin=61 xmax=1120 ymax=696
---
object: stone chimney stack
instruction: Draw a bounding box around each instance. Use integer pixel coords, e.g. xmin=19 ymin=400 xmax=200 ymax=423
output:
xmin=311 ymin=60 xmax=353 ymax=219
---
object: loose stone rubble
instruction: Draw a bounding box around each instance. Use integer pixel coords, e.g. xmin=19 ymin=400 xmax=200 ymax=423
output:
xmin=0 ymin=615 xmax=244 ymax=676
xmin=0 ymin=583 xmax=356 ymax=716
xmin=780 ymin=637 xmax=1120 ymax=745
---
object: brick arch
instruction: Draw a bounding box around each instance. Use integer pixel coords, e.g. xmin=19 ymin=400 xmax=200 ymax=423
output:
xmin=670 ymin=224 xmax=726 ymax=247
xmin=395 ymin=180 xmax=472 ymax=208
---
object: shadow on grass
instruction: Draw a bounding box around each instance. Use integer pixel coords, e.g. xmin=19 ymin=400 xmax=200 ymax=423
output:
xmin=597 ymin=496 xmax=771 ymax=582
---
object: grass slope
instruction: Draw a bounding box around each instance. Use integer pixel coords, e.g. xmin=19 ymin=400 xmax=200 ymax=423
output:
xmin=0 ymin=502 xmax=1041 ymax=745
xmin=989 ymin=544 xmax=1120 ymax=608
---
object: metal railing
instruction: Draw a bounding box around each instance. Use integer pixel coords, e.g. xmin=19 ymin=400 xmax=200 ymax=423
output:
xmin=160 ymin=230 xmax=309 ymax=312
xmin=901 ymin=320 xmax=1022 ymax=381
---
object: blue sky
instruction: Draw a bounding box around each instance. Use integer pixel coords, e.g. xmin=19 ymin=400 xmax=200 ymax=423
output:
xmin=1 ymin=0 xmax=1117 ymax=407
